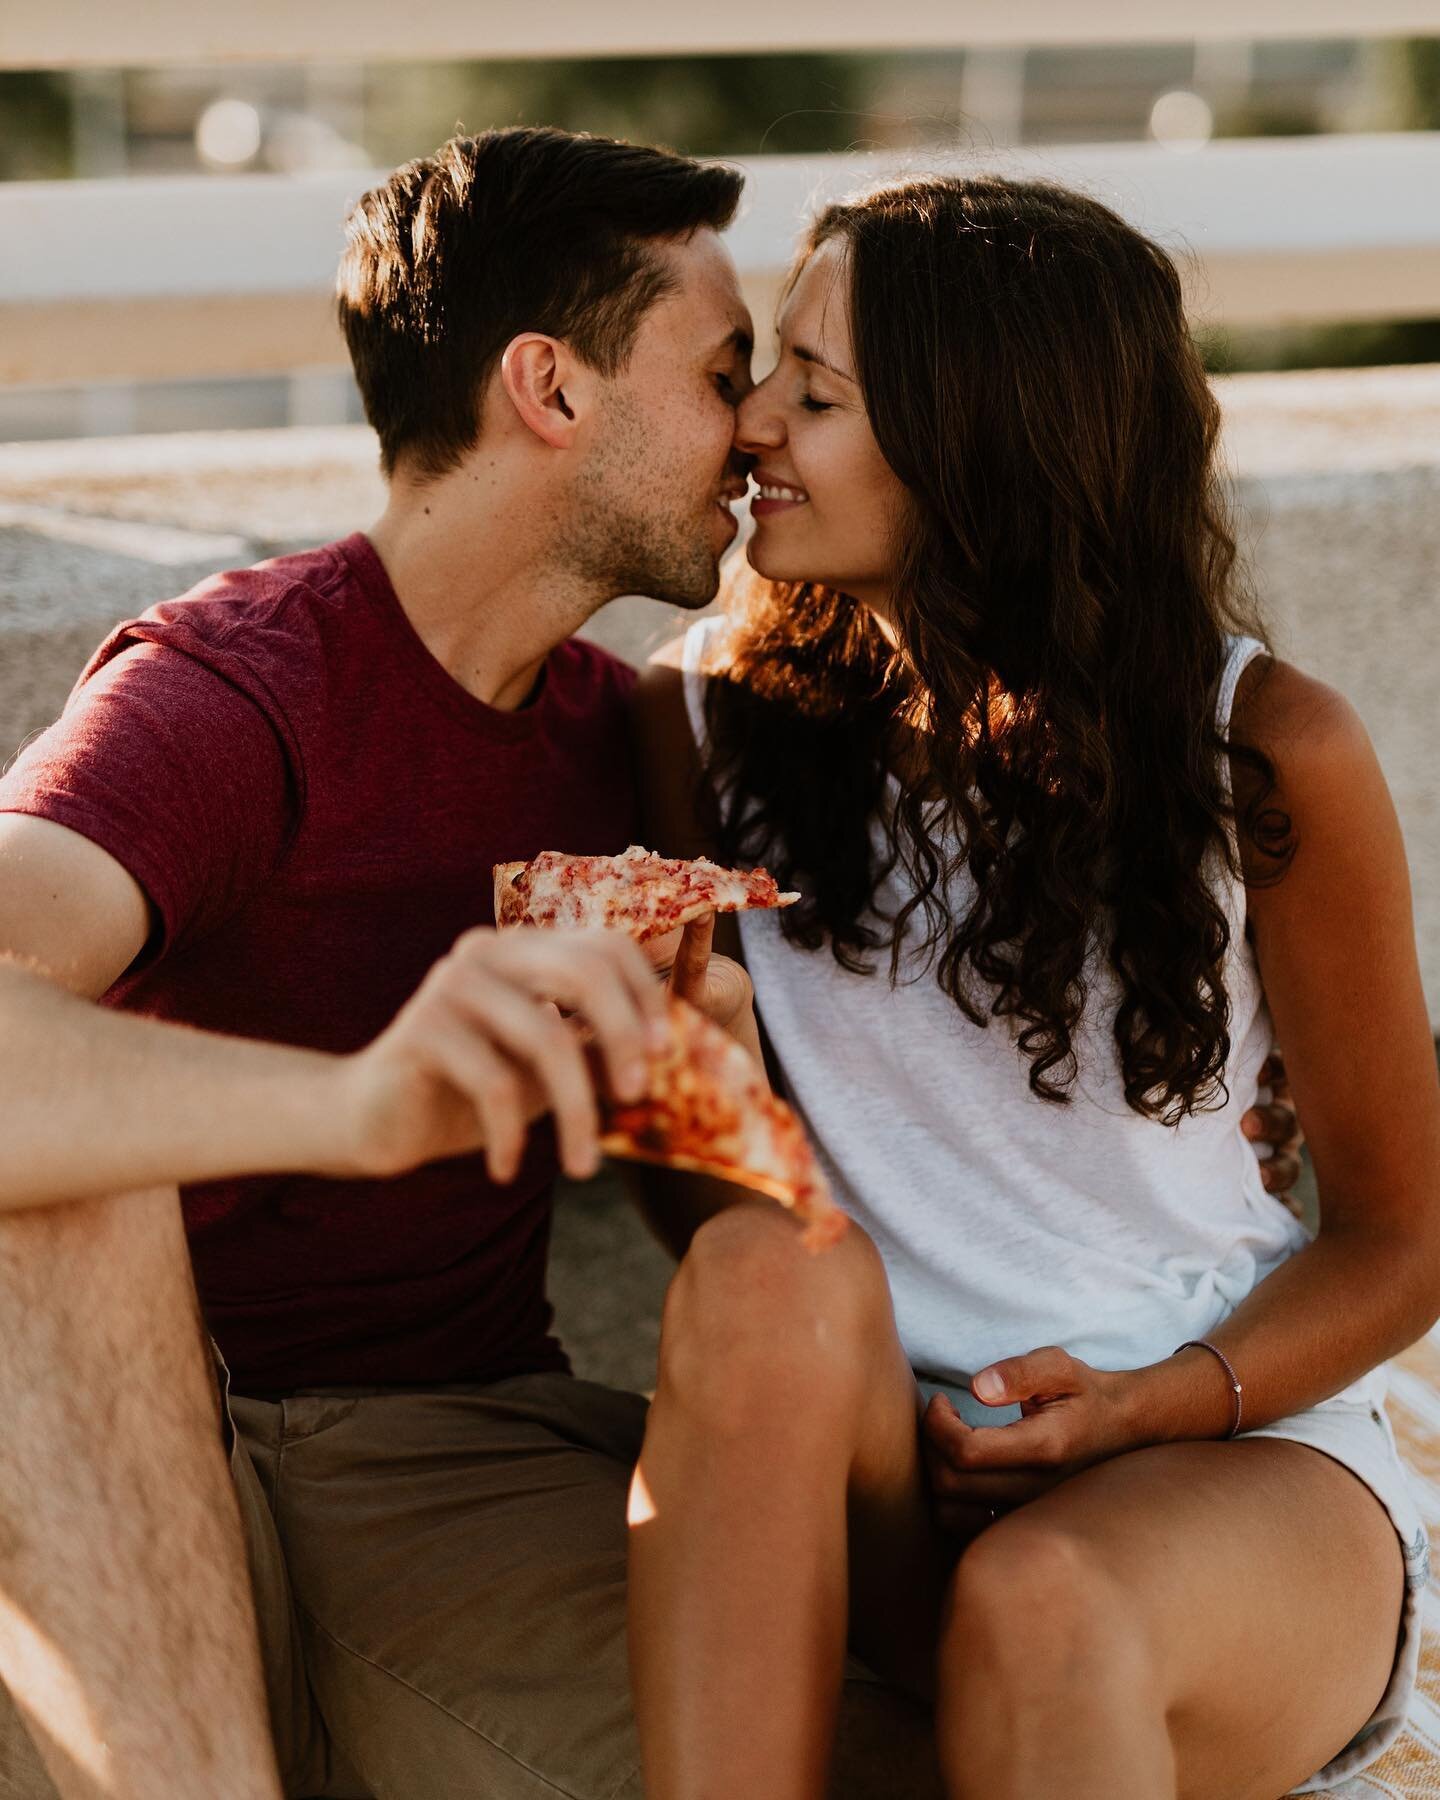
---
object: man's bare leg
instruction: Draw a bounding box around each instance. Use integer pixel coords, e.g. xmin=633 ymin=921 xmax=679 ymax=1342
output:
xmin=0 ymin=1185 xmax=283 ymax=1800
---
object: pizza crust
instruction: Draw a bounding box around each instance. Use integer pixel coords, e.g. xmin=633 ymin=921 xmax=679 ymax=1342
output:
xmin=492 ymin=861 xmax=529 ymax=929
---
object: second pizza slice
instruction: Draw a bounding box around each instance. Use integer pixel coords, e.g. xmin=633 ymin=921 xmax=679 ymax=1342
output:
xmin=494 ymin=843 xmax=799 ymax=943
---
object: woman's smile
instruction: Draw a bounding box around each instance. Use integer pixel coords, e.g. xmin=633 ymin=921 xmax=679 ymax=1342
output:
xmin=750 ymin=471 xmax=811 ymax=517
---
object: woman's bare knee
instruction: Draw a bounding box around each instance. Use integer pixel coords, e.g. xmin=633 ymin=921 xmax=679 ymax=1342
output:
xmin=656 ymin=1203 xmax=892 ymax=1431
xmin=942 ymin=1519 xmax=1163 ymax=1704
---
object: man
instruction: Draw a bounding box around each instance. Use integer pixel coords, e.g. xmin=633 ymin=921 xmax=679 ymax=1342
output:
xmin=0 ymin=127 xmax=755 ymax=1800
xmin=0 ymin=126 xmax=1299 ymax=1799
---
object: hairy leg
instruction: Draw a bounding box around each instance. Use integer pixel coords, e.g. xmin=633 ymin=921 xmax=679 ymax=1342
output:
xmin=935 ymin=1437 xmax=1405 ymax=1800
xmin=0 ymin=1187 xmax=283 ymax=1800
xmin=628 ymin=1203 xmax=956 ymax=1800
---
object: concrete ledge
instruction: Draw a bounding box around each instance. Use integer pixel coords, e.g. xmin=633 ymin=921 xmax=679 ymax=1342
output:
xmin=3 ymin=364 xmax=1437 ymax=1029
xmin=1 ymin=364 xmax=1429 ymax=1399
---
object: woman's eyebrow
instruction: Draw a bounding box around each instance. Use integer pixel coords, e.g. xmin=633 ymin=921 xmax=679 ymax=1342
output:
xmin=791 ymin=343 xmax=857 ymax=384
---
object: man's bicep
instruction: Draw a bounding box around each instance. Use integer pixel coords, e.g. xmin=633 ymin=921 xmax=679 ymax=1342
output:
xmin=0 ymin=814 xmax=150 ymax=999
xmin=0 ymin=641 xmax=294 ymax=977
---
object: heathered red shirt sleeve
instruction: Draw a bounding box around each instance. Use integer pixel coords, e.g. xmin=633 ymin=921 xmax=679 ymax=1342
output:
xmin=1 ymin=639 xmax=295 ymax=966
xmin=0 ymin=534 xmax=641 ymax=1394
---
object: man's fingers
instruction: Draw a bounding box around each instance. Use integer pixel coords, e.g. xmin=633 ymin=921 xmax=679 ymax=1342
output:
xmin=413 ymin=1014 xmax=528 ymax=1183
xmin=1261 ymin=1152 xmax=1303 ymax=1195
xmin=448 ymin=973 xmax=602 ymax=1180
xmin=474 ymin=929 xmax=665 ymax=1098
xmin=1257 ymin=1050 xmax=1292 ymax=1100
xmin=1241 ymin=1101 xmax=1300 ymax=1148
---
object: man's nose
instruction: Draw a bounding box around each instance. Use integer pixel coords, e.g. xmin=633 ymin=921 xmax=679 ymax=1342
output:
xmin=734 ymin=382 xmax=783 ymax=453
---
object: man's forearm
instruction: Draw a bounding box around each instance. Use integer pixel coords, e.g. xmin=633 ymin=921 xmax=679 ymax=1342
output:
xmin=0 ymin=959 xmax=348 ymax=1211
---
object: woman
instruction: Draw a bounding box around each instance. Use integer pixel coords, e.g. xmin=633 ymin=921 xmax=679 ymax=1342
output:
xmin=627 ymin=175 xmax=1440 ymax=1799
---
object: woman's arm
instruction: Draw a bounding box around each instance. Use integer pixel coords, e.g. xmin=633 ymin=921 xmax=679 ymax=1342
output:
xmin=921 ymin=660 xmax=1440 ymax=1514
xmin=1121 ymin=657 xmax=1440 ymax=1435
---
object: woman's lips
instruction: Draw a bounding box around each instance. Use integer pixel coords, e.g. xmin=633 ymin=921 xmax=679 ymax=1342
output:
xmin=751 ymin=478 xmax=810 ymax=519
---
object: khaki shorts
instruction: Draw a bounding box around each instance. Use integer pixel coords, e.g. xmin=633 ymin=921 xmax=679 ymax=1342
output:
xmin=223 ymin=1356 xmax=653 ymax=1800
xmin=0 ymin=1352 xmax=650 ymax=1800
xmin=2 ymin=1351 xmax=936 ymax=1800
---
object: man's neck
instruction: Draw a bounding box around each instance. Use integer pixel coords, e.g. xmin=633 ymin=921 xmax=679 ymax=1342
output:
xmin=366 ymin=471 xmax=604 ymax=712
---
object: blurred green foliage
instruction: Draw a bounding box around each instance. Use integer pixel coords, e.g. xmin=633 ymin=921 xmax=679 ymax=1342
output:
xmin=1389 ymin=35 xmax=1440 ymax=127
xmin=3 ymin=42 xmax=1437 ymax=370
xmin=0 ymin=72 xmax=72 ymax=178
xmin=1201 ymin=40 xmax=1440 ymax=371
xmin=1200 ymin=317 xmax=1440 ymax=374
xmin=364 ymin=54 xmax=876 ymax=166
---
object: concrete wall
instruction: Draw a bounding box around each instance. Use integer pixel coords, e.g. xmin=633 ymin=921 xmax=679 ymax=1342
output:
xmin=3 ymin=362 xmax=1438 ymax=1022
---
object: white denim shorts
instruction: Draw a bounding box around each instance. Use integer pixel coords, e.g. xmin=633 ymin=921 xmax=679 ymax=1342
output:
xmin=917 ymin=1377 xmax=1428 ymax=1793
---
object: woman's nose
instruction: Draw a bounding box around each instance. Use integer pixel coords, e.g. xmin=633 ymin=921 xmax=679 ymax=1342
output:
xmin=735 ymin=376 xmax=784 ymax=454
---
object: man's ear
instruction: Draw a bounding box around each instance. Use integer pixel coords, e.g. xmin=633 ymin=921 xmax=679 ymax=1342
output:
xmin=498 ymin=334 xmax=589 ymax=449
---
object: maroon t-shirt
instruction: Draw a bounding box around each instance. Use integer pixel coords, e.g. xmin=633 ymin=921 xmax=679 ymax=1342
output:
xmin=0 ymin=533 xmax=639 ymax=1392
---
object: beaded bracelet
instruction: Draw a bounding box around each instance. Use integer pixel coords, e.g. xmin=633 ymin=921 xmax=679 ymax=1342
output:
xmin=1173 ymin=1338 xmax=1244 ymax=1438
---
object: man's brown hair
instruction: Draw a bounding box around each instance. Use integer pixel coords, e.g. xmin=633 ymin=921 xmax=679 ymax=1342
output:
xmin=337 ymin=127 xmax=744 ymax=477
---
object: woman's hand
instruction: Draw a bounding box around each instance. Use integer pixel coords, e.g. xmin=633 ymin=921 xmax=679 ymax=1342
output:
xmin=920 ymin=1347 xmax=1141 ymax=1537
xmin=645 ymin=913 xmax=761 ymax=1058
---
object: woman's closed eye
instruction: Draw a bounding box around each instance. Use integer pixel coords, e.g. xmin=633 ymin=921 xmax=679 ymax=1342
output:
xmin=799 ymin=395 xmax=833 ymax=413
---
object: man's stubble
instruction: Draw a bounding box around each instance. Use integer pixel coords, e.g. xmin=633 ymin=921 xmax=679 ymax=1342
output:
xmin=557 ymin=387 xmax=721 ymax=612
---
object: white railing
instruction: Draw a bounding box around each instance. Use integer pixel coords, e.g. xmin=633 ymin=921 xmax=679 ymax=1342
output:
xmin=4 ymin=133 xmax=1440 ymax=388
xmin=3 ymin=5 xmax=1438 ymax=391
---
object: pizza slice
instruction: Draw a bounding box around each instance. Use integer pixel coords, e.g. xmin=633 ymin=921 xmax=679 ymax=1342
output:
xmin=600 ymin=995 xmax=847 ymax=1252
xmin=494 ymin=844 xmax=799 ymax=944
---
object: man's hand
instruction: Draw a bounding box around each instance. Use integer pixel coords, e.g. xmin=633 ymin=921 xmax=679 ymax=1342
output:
xmin=336 ymin=926 xmax=667 ymax=1186
xmin=1241 ymin=1051 xmax=1305 ymax=1207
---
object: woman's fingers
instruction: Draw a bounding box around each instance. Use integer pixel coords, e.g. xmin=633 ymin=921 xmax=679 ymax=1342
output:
xmin=922 ymin=1388 xmax=1067 ymax=1470
xmin=668 ymin=913 xmax=716 ymax=1004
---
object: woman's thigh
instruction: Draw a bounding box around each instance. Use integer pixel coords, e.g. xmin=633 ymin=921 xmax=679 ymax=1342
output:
xmin=941 ymin=1435 xmax=1405 ymax=1800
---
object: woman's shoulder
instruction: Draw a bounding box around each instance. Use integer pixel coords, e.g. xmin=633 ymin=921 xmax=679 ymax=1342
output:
xmin=1231 ymin=654 xmax=1390 ymax=891
xmin=1231 ymin=653 xmax=1372 ymax=782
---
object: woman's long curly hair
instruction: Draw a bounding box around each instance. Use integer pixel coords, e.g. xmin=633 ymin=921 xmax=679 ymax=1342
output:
xmin=704 ymin=175 xmax=1291 ymax=1123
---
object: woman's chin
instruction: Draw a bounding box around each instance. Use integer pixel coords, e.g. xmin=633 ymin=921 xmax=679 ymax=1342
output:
xmin=744 ymin=542 xmax=820 ymax=585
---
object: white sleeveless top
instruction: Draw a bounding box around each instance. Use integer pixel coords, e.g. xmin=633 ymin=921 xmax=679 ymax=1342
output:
xmin=682 ymin=617 xmax=1387 ymax=1413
